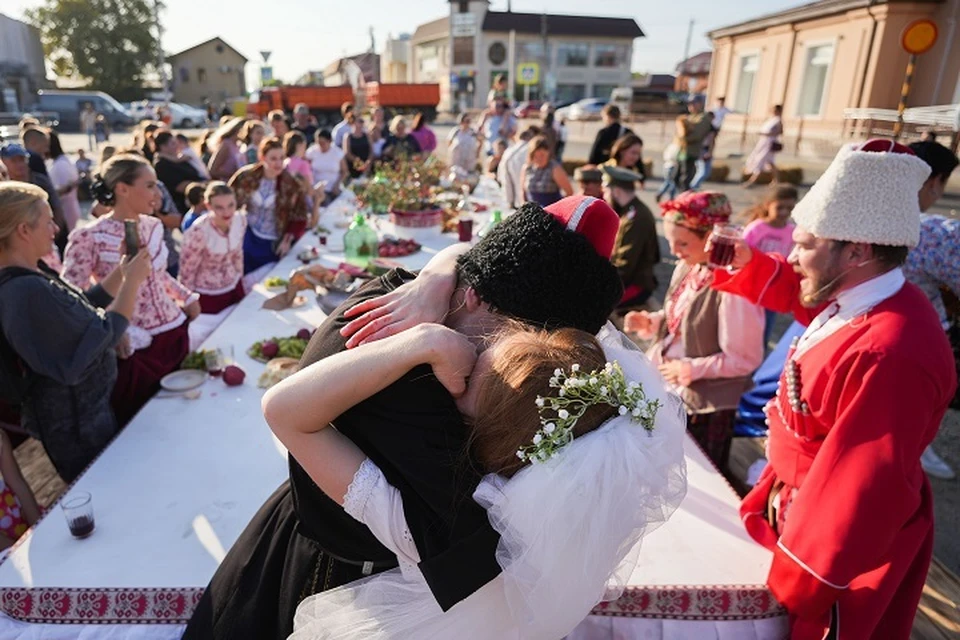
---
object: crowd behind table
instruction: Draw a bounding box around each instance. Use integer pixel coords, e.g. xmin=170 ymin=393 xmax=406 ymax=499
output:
xmin=0 ymin=90 xmax=958 ymax=636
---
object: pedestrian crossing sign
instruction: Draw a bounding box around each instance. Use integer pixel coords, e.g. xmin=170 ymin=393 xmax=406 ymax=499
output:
xmin=517 ymin=63 xmax=539 ymax=86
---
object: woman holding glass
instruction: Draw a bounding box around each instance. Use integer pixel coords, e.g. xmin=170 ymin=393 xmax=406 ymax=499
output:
xmin=624 ymin=191 xmax=764 ymax=471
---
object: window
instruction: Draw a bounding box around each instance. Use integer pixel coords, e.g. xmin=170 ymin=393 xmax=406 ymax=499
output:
xmin=179 ymin=67 xmax=189 ymax=83
xmin=489 ymin=42 xmax=506 ymax=65
xmin=594 ymin=44 xmax=627 ymax=68
xmin=557 ymin=43 xmax=589 ymax=67
xmin=796 ymin=44 xmax=834 ymax=117
xmin=198 ymin=68 xmax=207 ymax=83
xmin=592 ymin=84 xmax=619 ymax=100
xmin=458 ymin=0 xmax=468 ymax=12
xmin=517 ymin=41 xmax=549 ymax=64
xmin=555 ymin=83 xmax=586 ymax=103
xmin=733 ymin=54 xmax=759 ymax=112
xmin=453 ymin=36 xmax=474 ymax=65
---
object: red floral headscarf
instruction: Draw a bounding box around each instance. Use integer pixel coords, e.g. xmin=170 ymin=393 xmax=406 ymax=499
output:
xmin=660 ymin=191 xmax=732 ymax=231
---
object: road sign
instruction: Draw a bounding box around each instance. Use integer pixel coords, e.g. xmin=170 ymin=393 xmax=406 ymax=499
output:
xmin=901 ymin=19 xmax=938 ymax=55
xmin=260 ymin=51 xmax=272 ymax=63
xmin=894 ymin=19 xmax=939 ymax=138
xmin=517 ymin=63 xmax=539 ymax=86
xmin=260 ymin=66 xmax=273 ymax=83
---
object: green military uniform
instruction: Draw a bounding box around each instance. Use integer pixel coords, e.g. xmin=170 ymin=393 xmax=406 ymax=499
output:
xmin=602 ymin=165 xmax=660 ymax=307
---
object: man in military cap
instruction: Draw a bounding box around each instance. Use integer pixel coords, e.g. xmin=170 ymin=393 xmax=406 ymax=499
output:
xmin=574 ymin=164 xmax=603 ymax=199
xmin=602 ymin=164 xmax=660 ymax=310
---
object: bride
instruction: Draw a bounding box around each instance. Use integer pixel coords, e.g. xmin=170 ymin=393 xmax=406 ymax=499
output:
xmin=263 ymin=282 xmax=687 ymax=639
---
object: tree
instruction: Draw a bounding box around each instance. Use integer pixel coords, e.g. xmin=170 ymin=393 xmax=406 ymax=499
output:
xmin=26 ymin=0 xmax=160 ymax=97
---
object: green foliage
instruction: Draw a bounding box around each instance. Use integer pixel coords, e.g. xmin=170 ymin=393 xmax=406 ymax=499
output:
xmin=25 ymin=0 xmax=160 ymax=97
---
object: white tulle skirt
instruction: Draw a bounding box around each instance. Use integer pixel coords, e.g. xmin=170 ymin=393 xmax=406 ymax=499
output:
xmin=289 ymin=324 xmax=689 ymax=639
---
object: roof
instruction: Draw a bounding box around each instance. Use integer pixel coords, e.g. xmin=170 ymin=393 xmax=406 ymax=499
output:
xmin=676 ymin=51 xmax=712 ymax=75
xmin=412 ymin=17 xmax=450 ymax=42
xmin=168 ymin=37 xmax=248 ymax=62
xmin=482 ymin=11 xmax=644 ymax=38
xmin=323 ymin=52 xmax=381 ymax=83
xmin=708 ymin=0 xmax=944 ymax=39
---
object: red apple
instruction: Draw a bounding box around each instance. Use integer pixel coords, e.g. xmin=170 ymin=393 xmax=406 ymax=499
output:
xmin=223 ymin=365 xmax=246 ymax=386
xmin=261 ymin=341 xmax=279 ymax=358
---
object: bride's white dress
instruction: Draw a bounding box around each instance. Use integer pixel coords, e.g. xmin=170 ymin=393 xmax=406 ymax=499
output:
xmin=289 ymin=323 xmax=689 ymax=639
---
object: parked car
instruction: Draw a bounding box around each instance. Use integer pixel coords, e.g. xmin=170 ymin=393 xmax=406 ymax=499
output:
xmin=513 ymin=101 xmax=543 ymax=119
xmin=31 ymin=90 xmax=134 ymax=132
xmin=128 ymin=100 xmax=157 ymax=122
xmin=129 ymin=101 xmax=209 ymax=128
xmin=566 ymin=98 xmax=608 ymax=121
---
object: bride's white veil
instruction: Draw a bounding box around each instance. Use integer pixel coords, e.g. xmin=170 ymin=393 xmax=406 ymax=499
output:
xmin=289 ymin=323 xmax=688 ymax=640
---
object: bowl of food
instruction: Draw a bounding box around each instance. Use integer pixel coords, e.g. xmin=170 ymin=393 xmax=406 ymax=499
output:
xmin=247 ymin=335 xmax=309 ymax=363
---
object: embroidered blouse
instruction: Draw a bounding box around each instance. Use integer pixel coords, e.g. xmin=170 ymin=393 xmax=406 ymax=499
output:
xmin=178 ymin=213 xmax=247 ymax=295
xmin=640 ymin=264 xmax=764 ymax=387
xmin=903 ymin=214 xmax=960 ymax=330
xmin=62 ymin=215 xmax=198 ymax=346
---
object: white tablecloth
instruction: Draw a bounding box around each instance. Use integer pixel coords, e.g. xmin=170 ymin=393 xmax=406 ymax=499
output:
xmin=0 ymin=188 xmax=787 ymax=638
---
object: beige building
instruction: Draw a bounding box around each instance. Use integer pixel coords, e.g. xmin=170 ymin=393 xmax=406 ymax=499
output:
xmin=410 ymin=0 xmax=642 ymax=112
xmin=168 ymin=37 xmax=248 ymax=107
xmin=381 ymin=34 xmax=412 ymax=83
xmin=707 ymin=0 xmax=960 ymax=143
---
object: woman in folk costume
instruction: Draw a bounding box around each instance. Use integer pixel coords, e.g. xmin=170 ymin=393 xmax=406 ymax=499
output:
xmin=62 ymin=154 xmax=199 ymax=425
xmin=264 ymin=314 xmax=687 ymax=639
xmin=712 ymin=139 xmax=956 ymax=639
xmin=625 ymin=191 xmax=764 ymax=471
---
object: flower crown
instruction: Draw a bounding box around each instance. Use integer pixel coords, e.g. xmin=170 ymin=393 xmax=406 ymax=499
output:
xmin=517 ymin=361 xmax=661 ymax=464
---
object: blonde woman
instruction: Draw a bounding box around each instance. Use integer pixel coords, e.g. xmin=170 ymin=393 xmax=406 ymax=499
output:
xmin=0 ymin=182 xmax=150 ymax=480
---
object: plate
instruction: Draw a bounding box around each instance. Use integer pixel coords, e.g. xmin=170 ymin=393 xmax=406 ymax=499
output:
xmin=160 ymin=369 xmax=207 ymax=392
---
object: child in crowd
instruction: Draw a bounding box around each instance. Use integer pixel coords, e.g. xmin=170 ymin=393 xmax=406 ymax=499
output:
xmin=447 ymin=113 xmax=479 ymax=172
xmin=740 ymin=185 xmax=798 ymax=256
xmin=178 ymin=182 xmax=247 ymax=314
xmin=181 ymin=182 xmax=208 ymax=232
xmin=0 ymin=431 xmax=41 ymax=553
xmin=176 ymin=133 xmax=211 ymax=179
xmin=75 ymin=149 xmax=92 ymax=175
xmin=485 ymin=139 xmax=508 ymax=175
xmin=741 ymin=185 xmax=799 ymax=345
xmin=283 ymin=131 xmax=314 ymax=185
xmin=656 ymin=142 xmax=680 ymax=204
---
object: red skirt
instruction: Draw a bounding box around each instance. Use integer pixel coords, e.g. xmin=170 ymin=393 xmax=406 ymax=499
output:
xmin=111 ymin=322 xmax=190 ymax=426
xmin=199 ymin=280 xmax=246 ymax=315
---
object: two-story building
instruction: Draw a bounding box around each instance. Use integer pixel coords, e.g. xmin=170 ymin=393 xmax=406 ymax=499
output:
xmin=707 ymin=0 xmax=960 ymax=143
xmin=409 ymin=0 xmax=643 ymax=112
xmin=168 ymin=37 xmax=248 ymax=107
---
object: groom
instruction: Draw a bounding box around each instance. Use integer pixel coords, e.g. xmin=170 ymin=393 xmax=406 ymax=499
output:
xmin=183 ymin=197 xmax=625 ymax=639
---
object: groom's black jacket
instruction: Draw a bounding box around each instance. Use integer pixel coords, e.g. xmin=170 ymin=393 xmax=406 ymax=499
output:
xmin=292 ymin=268 xmax=502 ymax=609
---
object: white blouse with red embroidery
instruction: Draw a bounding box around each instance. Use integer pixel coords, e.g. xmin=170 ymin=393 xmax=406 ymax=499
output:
xmin=177 ymin=213 xmax=247 ymax=296
xmin=62 ymin=215 xmax=198 ymax=350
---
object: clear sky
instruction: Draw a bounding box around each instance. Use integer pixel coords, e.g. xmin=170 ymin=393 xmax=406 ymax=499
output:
xmin=8 ymin=0 xmax=801 ymax=90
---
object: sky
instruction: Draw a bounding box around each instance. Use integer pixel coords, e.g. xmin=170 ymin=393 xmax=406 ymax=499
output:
xmin=8 ymin=0 xmax=802 ymax=91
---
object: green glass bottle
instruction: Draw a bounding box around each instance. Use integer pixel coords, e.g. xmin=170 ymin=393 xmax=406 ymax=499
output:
xmin=479 ymin=209 xmax=503 ymax=238
xmin=344 ymin=214 xmax=379 ymax=267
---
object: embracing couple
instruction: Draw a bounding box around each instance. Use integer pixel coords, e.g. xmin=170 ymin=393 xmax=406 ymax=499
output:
xmin=183 ymin=197 xmax=688 ymax=639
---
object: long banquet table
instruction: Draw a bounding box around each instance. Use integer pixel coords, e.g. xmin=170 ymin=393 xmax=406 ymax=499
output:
xmin=0 ymin=195 xmax=788 ymax=639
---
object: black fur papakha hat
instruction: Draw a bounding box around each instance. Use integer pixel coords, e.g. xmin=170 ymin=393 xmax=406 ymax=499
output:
xmin=456 ymin=201 xmax=623 ymax=334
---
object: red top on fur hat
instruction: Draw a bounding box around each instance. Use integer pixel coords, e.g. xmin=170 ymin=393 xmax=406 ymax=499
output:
xmin=544 ymin=195 xmax=620 ymax=259
xmin=857 ymin=139 xmax=916 ymax=155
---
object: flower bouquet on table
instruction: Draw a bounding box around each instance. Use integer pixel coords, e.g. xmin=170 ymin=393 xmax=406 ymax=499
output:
xmin=351 ymin=156 xmax=445 ymax=229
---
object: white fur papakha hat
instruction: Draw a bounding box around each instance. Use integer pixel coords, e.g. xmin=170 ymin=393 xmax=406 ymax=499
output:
xmin=791 ymin=139 xmax=929 ymax=247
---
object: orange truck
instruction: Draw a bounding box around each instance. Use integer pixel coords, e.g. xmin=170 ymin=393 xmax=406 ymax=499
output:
xmin=247 ymin=83 xmax=441 ymax=125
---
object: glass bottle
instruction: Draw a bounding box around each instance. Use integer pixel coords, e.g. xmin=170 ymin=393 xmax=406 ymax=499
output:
xmin=344 ymin=214 xmax=379 ymax=267
xmin=479 ymin=209 xmax=503 ymax=238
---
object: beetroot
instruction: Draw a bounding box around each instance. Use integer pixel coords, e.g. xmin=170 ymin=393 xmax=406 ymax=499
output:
xmin=261 ymin=341 xmax=279 ymax=358
xmin=296 ymin=328 xmax=312 ymax=340
xmin=223 ymin=365 xmax=246 ymax=386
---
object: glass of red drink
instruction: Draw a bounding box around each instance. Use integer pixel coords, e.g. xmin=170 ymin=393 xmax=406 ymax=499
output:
xmin=707 ymin=224 xmax=741 ymax=269
xmin=62 ymin=492 xmax=95 ymax=539
xmin=457 ymin=218 xmax=474 ymax=243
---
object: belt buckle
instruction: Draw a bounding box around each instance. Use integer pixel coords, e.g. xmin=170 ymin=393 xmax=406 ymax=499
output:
xmin=362 ymin=561 xmax=374 ymax=576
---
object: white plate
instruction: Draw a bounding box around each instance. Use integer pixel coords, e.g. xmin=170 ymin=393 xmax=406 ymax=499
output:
xmin=160 ymin=369 xmax=207 ymax=392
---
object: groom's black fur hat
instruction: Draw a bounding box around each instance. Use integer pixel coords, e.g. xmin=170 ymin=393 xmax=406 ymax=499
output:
xmin=456 ymin=201 xmax=623 ymax=334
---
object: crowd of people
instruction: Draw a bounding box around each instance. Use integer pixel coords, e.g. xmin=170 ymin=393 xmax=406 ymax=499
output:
xmin=0 ymin=88 xmax=958 ymax=640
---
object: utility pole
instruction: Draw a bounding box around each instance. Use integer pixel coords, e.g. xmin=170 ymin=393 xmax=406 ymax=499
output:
xmin=681 ymin=18 xmax=694 ymax=90
xmin=540 ymin=11 xmax=548 ymax=101
xmin=154 ymin=0 xmax=169 ymax=102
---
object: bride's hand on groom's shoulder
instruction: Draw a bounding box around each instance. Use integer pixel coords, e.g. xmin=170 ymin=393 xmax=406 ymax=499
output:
xmin=416 ymin=324 xmax=477 ymax=398
xmin=341 ymin=275 xmax=453 ymax=348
